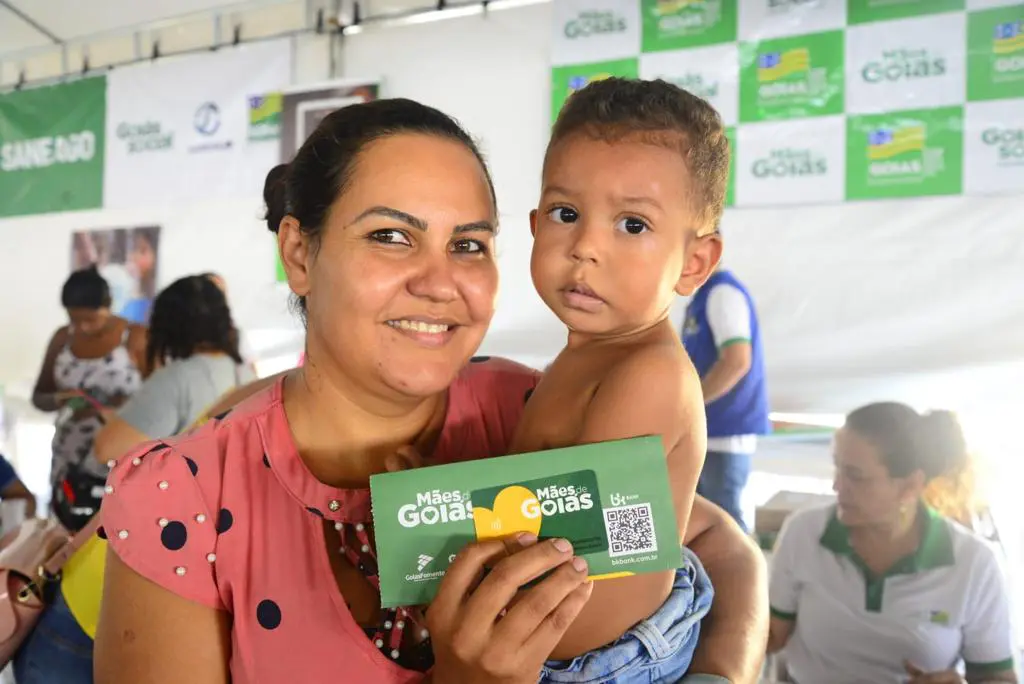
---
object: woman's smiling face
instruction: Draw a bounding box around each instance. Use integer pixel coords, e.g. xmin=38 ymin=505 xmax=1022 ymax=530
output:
xmin=280 ymin=132 xmax=499 ymax=400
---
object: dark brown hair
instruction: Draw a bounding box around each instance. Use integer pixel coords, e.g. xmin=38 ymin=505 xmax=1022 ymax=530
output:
xmin=61 ymin=265 xmax=111 ymax=310
xmin=263 ymin=163 xmax=289 ymax=234
xmin=547 ymin=77 xmax=730 ymax=233
xmin=146 ymin=275 xmax=242 ymax=370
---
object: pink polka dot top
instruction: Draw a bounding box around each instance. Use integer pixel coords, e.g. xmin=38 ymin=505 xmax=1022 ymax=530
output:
xmin=101 ymin=357 xmax=540 ymax=684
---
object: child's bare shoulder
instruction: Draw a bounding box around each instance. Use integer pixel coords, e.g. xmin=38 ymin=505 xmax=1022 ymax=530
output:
xmin=570 ymin=335 xmax=703 ymax=450
xmin=604 ymin=335 xmax=697 ymax=391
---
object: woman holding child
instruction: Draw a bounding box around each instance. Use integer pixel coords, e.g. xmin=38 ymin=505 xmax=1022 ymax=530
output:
xmin=95 ymin=84 xmax=766 ymax=683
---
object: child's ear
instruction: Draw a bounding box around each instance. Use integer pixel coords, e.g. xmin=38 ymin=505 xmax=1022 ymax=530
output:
xmin=278 ymin=216 xmax=312 ymax=299
xmin=529 ymin=209 xmax=538 ymax=238
xmin=675 ymin=232 xmax=722 ymax=297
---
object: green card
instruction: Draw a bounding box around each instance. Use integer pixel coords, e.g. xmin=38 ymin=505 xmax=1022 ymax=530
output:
xmin=471 ymin=471 xmax=608 ymax=556
xmin=370 ymin=436 xmax=683 ymax=608
xmin=967 ymin=6 xmax=1024 ymax=102
xmin=846 ymin=106 xmax=963 ymax=200
xmin=739 ymin=30 xmax=845 ymax=122
xmin=641 ymin=0 xmax=737 ymax=53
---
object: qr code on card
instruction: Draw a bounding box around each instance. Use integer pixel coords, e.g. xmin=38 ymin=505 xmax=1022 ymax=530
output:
xmin=603 ymin=503 xmax=657 ymax=558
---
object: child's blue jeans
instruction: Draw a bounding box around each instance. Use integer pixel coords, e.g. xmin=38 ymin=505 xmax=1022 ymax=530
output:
xmin=539 ymin=546 xmax=713 ymax=683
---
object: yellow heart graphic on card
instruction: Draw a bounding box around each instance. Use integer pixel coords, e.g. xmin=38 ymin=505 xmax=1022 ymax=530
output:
xmin=472 ymin=485 xmax=542 ymax=541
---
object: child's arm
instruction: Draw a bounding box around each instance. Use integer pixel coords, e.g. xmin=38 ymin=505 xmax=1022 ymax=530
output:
xmin=547 ymin=346 xmax=705 ymax=660
xmin=575 ymin=345 xmax=703 ymax=538
xmin=685 ymin=496 xmax=769 ymax=683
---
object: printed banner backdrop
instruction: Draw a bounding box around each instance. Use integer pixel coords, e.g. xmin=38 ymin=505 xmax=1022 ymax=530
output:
xmin=70 ymin=226 xmax=161 ymax=324
xmin=0 ymin=78 xmax=107 ymax=218
xmin=550 ymin=0 xmax=1024 ymax=206
xmin=103 ymin=41 xmax=291 ymax=209
xmin=262 ymin=80 xmax=379 ymax=282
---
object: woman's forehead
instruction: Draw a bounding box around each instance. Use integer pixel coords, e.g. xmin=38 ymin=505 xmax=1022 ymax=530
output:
xmin=834 ymin=428 xmax=885 ymax=469
xmin=332 ymin=136 xmax=495 ymax=222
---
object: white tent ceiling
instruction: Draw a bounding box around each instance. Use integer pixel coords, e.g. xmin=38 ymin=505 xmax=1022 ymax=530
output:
xmin=0 ymin=1 xmax=267 ymax=56
xmin=0 ymin=0 xmax=435 ymax=64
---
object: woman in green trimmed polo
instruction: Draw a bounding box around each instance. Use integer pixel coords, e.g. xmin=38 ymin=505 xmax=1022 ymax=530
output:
xmin=767 ymin=403 xmax=1016 ymax=684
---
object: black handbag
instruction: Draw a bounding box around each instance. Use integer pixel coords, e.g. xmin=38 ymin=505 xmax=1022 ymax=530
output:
xmin=50 ymin=461 xmax=107 ymax=533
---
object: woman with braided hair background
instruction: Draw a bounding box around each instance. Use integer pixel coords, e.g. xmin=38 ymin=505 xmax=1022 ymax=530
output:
xmin=14 ymin=275 xmax=254 ymax=684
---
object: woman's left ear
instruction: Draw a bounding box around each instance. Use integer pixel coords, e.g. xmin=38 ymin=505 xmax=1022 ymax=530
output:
xmin=675 ymin=233 xmax=723 ymax=297
xmin=278 ymin=217 xmax=311 ymax=298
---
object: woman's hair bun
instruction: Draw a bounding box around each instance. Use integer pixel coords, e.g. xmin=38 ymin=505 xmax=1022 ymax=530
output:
xmin=917 ymin=410 xmax=969 ymax=480
xmin=263 ymin=163 xmax=290 ymax=234
xmin=844 ymin=402 xmax=970 ymax=483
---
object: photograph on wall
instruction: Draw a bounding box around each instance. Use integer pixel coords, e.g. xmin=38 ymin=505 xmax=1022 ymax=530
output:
xmin=278 ymin=81 xmax=380 ymax=164
xmin=70 ymin=226 xmax=161 ymax=324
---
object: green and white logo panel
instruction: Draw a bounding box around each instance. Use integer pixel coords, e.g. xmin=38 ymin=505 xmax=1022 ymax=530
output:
xmin=640 ymin=0 xmax=737 ymax=52
xmin=967 ymin=0 xmax=1021 ymax=10
xmin=725 ymin=125 xmax=736 ymax=207
xmin=847 ymin=0 xmax=965 ymax=26
xmin=738 ymin=0 xmax=847 ymax=41
xmin=640 ymin=43 xmax=739 ymax=124
xmin=0 ymin=77 xmax=106 ymax=218
xmin=551 ymin=58 xmax=640 ymax=122
xmin=846 ymin=13 xmax=966 ymax=114
xmin=846 ymin=106 xmax=963 ymax=199
xmin=963 ymin=99 xmax=1024 ymax=194
xmin=967 ymin=5 xmax=1024 ymax=102
xmin=552 ymin=0 xmax=641 ymax=66
xmin=736 ymin=117 xmax=846 ymax=206
xmin=739 ymin=29 xmax=845 ymax=121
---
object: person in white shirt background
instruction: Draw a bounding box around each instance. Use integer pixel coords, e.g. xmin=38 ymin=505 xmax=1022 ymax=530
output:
xmin=767 ymin=402 xmax=1017 ymax=684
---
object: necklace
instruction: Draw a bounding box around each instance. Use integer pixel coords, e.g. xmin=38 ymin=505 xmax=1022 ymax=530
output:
xmin=335 ymin=521 xmax=433 ymax=671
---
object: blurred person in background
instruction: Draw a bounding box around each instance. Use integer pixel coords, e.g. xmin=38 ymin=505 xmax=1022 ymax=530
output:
xmin=681 ymin=265 xmax=769 ymax=531
xmin=31 ymin=266 xmax=146 ymax=512
xmin=202 ymin=271 xmax=257 ymax=371
xmin=14 ymin=274 xmax=253 ymax=684
xmin=93 ymin=274 xmax=255 ymax=462
xmin=0 ymin=451 xmax=37 ymax=521
xmin=767 ymin=403 xmax=1016 ymax=684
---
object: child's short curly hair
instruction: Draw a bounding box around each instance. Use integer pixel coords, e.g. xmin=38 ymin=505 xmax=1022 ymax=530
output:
xmin=547 ymin=78 xmax=730 ymax=234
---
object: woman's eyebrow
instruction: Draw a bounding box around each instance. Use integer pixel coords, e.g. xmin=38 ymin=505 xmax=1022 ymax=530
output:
xmin=348 ymin=206 xmax=495 ymax=234
xmin=348 ymin=206 xmax=427 ymax=231
xmin=454 ymin=220 xmax=495 ymax=234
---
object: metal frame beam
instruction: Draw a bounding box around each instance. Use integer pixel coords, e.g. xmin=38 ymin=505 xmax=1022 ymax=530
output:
xmin=0 ymin=0 xmax=61 ymax=44
xmin=0 ymin=0 xmax=550 ymax=91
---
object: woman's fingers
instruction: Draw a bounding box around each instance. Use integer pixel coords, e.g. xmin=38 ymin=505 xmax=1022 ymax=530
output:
xmin=428 ymin=538 xmax=523 ymax=634
xmin=463 ymin=538 xmax=577 ymax=623
xmin=493 ymin=554 xmax=590 ymax=646
xmin=521 ymin=580 xmax=594 ymax=661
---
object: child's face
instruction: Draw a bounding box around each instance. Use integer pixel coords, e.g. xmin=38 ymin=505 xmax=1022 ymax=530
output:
xmin=531 ymin=134 xmax=721 ymax=337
